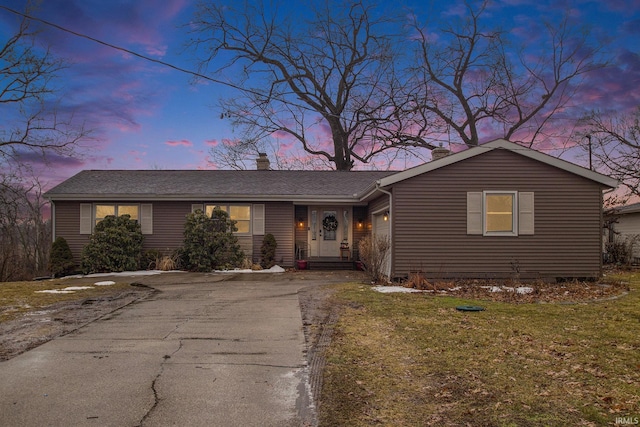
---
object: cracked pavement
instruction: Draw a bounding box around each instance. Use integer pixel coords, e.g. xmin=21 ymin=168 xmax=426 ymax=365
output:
xmin=0 ymin=271 xmax=352 ymax=426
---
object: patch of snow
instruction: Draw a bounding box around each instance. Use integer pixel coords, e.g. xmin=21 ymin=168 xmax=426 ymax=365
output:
xmin=35 ymin=290 xmax=75 ymax=294
xmin=480 ymin=285 xmax=534 ymax=294
xmin=62 ymin=270 xmax=186 ymax=280
xmin=214 ymin=265 xmax=286 ymax=274
xmin=94 ymin=281 xmax=116 ymax=286
xmin=481 ymin=286 xmax=504 ymax=293
xmin=35 ymin=286 xmax=94 ymax=294
xmin=26 ymin=310 xmax=53 ymax=316
xmin=63 ymin=266 xmax=290 ymax=279
xmin=87 ymin=270 xmax=167 ymax=277
xmin=372 ymin=286 xmax=424 ymax=294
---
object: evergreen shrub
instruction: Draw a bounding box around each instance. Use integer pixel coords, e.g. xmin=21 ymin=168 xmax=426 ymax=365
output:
xmin=81 ymin=215 xmax=144 ymax=274
xmin=182 ymin=209 xmax=245 ymax=271
xmin=48 ymin=236 xmax=76 ymax=277
xmin=260 ymin=233 xmax=277 ymax=269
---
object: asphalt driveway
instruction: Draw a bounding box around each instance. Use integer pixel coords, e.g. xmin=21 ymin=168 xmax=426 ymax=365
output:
xmin=0 ymin=271 xmax=355 ymax=426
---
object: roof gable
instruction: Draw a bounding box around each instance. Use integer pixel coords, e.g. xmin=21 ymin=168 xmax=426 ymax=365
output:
xmin=375 ymin=139 xmax=618 ymax=189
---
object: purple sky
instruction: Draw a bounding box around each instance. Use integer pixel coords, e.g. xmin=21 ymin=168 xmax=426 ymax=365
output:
xmin=1 ymin=0 xmax=639 ymax=190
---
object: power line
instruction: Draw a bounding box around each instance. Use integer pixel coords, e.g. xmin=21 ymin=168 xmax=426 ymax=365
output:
xmin=0 ymin=4 xmax=260 ymax=96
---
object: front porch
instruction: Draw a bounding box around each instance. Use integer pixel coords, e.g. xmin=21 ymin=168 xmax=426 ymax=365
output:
xmin=294 ymin=204 xmax=368 ymax=270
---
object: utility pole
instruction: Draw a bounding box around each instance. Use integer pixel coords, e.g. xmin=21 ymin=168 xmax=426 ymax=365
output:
xmin=586 ymin=134 xmax=593 ymax=171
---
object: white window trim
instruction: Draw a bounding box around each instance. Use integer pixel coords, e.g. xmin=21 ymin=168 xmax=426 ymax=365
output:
xmin=483 ymin=191 xmax=518 ymax=237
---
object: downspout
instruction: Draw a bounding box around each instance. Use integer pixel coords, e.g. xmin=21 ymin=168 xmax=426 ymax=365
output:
xmin=50 ymin=201 xmax=56 ymax=243
xmin=601 ymin=187 xmax=616 ymax=275
xmin=375 ymin=182 xmax=392 ymax=281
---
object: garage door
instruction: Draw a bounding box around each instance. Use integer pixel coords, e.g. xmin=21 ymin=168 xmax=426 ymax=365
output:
xmin=373 ymin=211 xmax=391 ymax=278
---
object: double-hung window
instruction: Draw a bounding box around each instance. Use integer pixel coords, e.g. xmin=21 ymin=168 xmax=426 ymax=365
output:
xmin=467 ymin=191 xmax=534 ymax=236
xmin=81 ymin=203 xmax=152 ymax=235
xmin=204 ymin=204 xmax=251 ymax=234
xmin=95 ymin=204 xmax=139 ymax=226
xmin=484 ymin=192 xmax=517 ymax=235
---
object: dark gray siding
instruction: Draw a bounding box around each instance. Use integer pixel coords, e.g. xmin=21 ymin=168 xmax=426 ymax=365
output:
xmin=143 ymin=201 xmax=190 ymax=252
xmin=391 ymin=150 xmax=605 ymax=280
xmin=252 ymin=202 xmax=295 ymax=267
xmin=53 ymin=201 xmax=89 ymax=265
xmin=54 ymin=200 xmax=289 ymax=267
xmin=368 ymin=194 xmax=390 ymax=217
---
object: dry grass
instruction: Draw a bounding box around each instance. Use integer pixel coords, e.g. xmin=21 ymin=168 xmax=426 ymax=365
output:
xmin=0 ymin=279 xmax=133 ymax=323
xmin=320 ymin=273 xmax=640 ymax=426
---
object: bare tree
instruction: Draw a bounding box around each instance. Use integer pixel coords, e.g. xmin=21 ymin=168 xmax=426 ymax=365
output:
xmin=1 ymin=3 xmax=89 ymax=280
xmin=0 ymin=169 xmax=51 ymax=281
xmin=207 ymin=136 xmax=336 ymax=170
xmin=577 ymin=107 xmax=640 ymax=203
xmin=1 ymin=3 xmax=86 ymax=163
xmin=407 ymin=1 xmax=606 ymax=149
xmin=191 ymin=0 xmax=426 ymax=171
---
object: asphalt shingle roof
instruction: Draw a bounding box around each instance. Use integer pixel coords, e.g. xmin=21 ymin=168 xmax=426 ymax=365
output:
xmin=44 ymin=169 xmax=396 ymax=200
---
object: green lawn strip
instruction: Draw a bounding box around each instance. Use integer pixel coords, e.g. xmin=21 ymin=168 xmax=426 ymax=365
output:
xmin=0 ymin=280 xmax=134 ymax=323
xmin=320 ymin=278 xmax=640 ymax=427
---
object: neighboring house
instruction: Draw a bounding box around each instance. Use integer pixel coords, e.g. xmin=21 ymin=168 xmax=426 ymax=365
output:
xmin=44 ymin=139 xmax=617 ymax=280
xmin=604 ymin=202 xmax=640 ymax=263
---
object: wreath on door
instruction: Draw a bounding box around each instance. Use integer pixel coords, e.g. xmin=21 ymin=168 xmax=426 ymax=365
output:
xmin=322 ymin=215 xmax=338 ymax=232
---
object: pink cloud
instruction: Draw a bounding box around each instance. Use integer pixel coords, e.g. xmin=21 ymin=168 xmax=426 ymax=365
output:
xmin=205 ymin=139 xmax=219 ymax=147
xmin=166 ymin=139 xmax=193 ymax=147
xmin=272 ymin=130 xmax=294 ymax=139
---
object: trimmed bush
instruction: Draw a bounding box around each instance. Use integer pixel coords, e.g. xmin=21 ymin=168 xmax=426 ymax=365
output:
xmin=182 ymin=209 xmax=245 ymax=271
xmin=260 ymin=233 xmax=277 ymax=269
xmin=48 ymin=236 xmax=76 ymax=277
xmin=81 ymin=215 xmax=144 ymax=274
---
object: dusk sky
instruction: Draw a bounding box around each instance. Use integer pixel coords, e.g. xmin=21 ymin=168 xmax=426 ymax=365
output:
xmin=1 ymin=0 xmax=639 ymax=190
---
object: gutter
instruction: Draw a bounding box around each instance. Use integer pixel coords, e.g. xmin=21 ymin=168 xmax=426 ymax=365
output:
xmin=43 ymin=194 xmax=365 ymax=204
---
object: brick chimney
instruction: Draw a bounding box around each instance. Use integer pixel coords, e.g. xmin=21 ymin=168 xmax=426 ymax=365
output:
xmin=256 ymin=153 xmax=271 ymax=170
xmin=431 ymin=144 xmax=450 ymax=161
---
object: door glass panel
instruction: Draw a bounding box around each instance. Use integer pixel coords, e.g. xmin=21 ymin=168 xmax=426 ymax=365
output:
xmin=323 ymin=211 xmax=337 ymax=241
xmin=311 ymin=210 xmax=317 ymax=240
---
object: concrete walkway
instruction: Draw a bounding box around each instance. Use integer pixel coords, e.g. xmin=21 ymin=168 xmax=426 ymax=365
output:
xmin=0 ymin=272 xmax=344 ymax=426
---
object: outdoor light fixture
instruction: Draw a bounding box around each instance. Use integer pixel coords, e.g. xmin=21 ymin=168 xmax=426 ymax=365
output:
xmin=357 ymin=218 xmax=364 ymax=228
xmin=383 ymin=211 xmax=389 ymax=221
xmin=297 ymin=218 xmax=304 ymax=228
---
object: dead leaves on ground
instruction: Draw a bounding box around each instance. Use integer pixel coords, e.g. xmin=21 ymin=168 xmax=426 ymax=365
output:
xmin=403 ymin=273 xmax=630 ymax=303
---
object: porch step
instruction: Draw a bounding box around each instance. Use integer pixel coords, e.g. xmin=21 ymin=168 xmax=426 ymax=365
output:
xmin=303 ymin=257 xmax=357 ymax=271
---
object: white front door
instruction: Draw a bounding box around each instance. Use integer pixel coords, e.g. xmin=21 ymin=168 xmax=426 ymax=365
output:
xmin=309 ymin=207 xmax=351 ymax=257
xmin=320 ymin=210 xmax=340 ymax=256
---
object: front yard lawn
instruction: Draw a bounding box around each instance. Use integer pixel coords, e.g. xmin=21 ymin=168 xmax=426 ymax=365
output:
xmin=0 ymin=279 xmax=134 ymax=323
xmin=320 ymin=273 xmax=639 ymax=426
